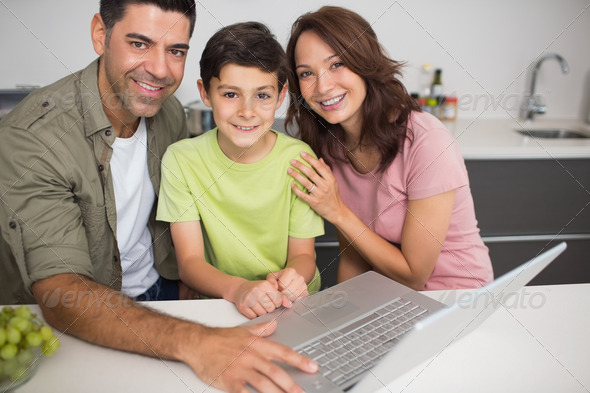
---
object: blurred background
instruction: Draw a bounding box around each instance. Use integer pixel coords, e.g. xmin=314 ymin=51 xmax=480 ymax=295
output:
xmin=1 ymin=0 xmax=589 ymax=120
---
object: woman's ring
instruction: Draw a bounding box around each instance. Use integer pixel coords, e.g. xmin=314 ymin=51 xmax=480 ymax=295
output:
xmin=308 ymin=184 xmax=316 ymax=193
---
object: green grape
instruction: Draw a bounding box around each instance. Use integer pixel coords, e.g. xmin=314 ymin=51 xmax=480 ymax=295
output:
xmin=29 ymin=321 xmax=40 ymax=333
xmin=16 ymin=349 xmax=33 ymax=365
xmin=9 ymin=366 xmax=27 ymax=383
xmin=39 ymin=326 xmax=53 ymax=341
xmin=42 ymin=337 xmax=60 ymax=357
xmin=1 ymin=305 xmax=60 ymax=384
xmin=26 ymin=332 xmax=42 ymax=347
xmin=8 ymin=316 xmax=32 ymax=334
xmin=1 ymin=358 xmax=17 ymax=376
xmin=14 ymin=306 xmax=32 ymax=320
xmin=1 ymin=306 xmax=14 ymax=315
xmin=1 ymin=343 xmax=18 ymax=360
xmin=5 ymin=327 xmax=21 ymax=345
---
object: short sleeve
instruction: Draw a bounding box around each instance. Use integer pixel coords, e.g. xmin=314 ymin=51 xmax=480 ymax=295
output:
xmin=157 ymin=147 xmax=201 ymax=223
xmin=288 ymin=146 xmax=325 ymax=239
xmin=404 ymin=126 xmax=467 ymax=200
xmin=0 ymin=130 xmax=96 ymax=292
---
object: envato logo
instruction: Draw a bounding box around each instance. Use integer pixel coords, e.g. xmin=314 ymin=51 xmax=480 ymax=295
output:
xmin=39 ymin=89 xmax=283 ymax=114
xmin=297 ymin=90 xmax=539 ymax=115
xmin=456 ymin=93 xmax=526 ymax=113
xmin=436 ymin=287 xmax=547 ymax=310
xmin=37 ymin=90 xmax=169 ymax=113
xmin=41 ymin=288 xmax=135 ymax=309
xmin=299 ymin=290 xmax=348 ymax=310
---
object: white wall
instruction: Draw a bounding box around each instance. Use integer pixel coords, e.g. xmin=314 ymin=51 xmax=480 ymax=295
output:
xmin=1 ymin=0 xmax=589 ymax=120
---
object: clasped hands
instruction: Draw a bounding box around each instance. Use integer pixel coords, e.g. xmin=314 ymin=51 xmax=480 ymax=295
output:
xmin=232 ymin=268 xmax=308 ymax=319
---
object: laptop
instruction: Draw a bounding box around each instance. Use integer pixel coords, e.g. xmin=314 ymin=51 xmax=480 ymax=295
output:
xmin=243 ymin=242 xmax=567 ymax=393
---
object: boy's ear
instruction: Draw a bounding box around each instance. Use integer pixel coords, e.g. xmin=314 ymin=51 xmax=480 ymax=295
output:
xmin=276 ymin=81 xmax=288 ymax=109
xmin=197 ymin=79 xmax=212 ymax=108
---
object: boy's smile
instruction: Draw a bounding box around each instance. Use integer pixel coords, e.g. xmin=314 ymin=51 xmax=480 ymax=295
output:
xmin=198 ymin=64 xmax=287 ymax=163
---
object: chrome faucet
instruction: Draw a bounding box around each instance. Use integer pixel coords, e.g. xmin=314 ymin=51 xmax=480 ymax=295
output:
xmin=520 ymin=53 xmax=569 ymax=121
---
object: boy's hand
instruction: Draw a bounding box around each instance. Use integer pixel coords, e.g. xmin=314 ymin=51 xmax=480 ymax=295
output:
xmin=268 ymin=268 xmax=309 ymax=308
xmin=233 ymin=279 xmax=283 ymax=319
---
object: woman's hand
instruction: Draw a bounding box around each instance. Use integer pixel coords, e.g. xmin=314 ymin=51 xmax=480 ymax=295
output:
xmin=288 ymin=152 xmax=346 ymax=224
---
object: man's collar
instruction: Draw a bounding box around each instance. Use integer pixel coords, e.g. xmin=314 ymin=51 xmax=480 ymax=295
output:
xmin=79 ymin=58 xmax=114 ymax=137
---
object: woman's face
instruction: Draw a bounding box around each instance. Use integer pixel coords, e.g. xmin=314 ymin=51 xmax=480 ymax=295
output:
xmin=294 ymin=31 xmax=367 ymax=134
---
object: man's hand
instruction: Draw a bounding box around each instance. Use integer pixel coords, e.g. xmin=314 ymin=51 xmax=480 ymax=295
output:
xmin=184 ymin=320 xmax=317 ymax=393
xmin=33 ymin=274 xmax=316 ymax=393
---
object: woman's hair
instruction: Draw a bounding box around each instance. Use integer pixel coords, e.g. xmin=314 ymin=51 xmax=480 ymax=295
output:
xmin=285 ymin=6 xmax=420 ymax=172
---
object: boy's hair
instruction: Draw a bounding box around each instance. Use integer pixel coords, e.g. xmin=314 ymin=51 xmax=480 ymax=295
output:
xmin=199 ymin=21 xmax=287 ymax=92
xmin=100 ymin=0 xmax=196 ymax=43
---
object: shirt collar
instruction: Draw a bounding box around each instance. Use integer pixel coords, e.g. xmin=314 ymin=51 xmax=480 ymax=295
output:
xmin=79 ymin=58 xmax=113 ymax=137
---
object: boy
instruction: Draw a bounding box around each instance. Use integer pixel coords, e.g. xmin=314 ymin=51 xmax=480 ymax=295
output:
xmin=157 ymin=22 xmax=324 ymax=319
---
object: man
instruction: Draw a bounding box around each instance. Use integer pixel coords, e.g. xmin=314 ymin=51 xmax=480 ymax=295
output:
xmin=0 ymin=1 xmax=316 ymax=392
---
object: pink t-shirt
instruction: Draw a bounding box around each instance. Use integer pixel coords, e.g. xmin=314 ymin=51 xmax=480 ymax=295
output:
xmin=329 ymin=111 xmax=493 ymax=290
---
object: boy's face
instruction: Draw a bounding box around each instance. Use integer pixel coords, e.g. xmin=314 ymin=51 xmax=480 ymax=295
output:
xmin=198 ymin=64 xmax=287 ymax=162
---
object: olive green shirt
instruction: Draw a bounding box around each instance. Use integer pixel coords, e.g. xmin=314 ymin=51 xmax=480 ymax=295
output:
xmin=0 ymin=59 xmax=187 ymax=304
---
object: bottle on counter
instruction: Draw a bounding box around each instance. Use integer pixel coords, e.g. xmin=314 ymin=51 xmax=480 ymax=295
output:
xmin=417 ymin=97 xmax=427 ymax=112
xmin=431 ymin=69 xmax=443 ymax=100
xmin=426 ymin=98 xmax=439 ymax=118
xmin=419 ymin=63 xmax=433 ymax=99
xmin=441 ymin=96 xmax=458 ymax=121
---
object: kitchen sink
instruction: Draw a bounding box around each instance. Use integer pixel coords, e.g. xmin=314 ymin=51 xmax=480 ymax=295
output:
xmin=515 ymin=128 xmax=589 ymax=139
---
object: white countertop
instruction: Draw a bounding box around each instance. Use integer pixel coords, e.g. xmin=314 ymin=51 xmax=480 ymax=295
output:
xmin=10 ymin=283 xmax=590 ymax=393
xmin=445 ymin=118 xmax=590 ymax=160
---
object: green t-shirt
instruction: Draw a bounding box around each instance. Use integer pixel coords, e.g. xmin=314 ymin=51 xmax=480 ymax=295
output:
xmin=157 ymin=129 xmax=324 ymax=293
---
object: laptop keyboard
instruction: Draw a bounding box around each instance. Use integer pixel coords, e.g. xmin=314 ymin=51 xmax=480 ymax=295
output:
xmin=298 ymin=298 xmax=430 ymax=387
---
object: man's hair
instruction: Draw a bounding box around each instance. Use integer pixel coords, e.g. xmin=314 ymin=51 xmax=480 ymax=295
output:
xmin=100 ymin=0 xmax=196 ymax=42
xmin=199 ymin=21 xmax=287 ymax=92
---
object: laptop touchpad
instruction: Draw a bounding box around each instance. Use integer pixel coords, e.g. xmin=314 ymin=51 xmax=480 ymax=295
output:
xmin=294 ymin=292 xmax=359 ymax=326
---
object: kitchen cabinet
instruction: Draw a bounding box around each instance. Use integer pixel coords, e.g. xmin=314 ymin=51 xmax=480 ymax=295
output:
xmin=315 ymin=225 xmax=340 ymax=289
xmin=466 ymin=158 xmax=590 ymax=285
xmin=314 ymin=159 xmax=590 ymax=289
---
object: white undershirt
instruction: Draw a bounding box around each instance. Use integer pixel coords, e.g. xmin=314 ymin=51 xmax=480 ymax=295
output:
xmin=111 ymin=118 xmax=159 ymax=297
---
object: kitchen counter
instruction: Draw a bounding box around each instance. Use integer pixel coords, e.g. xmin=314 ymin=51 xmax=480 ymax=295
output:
xmin=445 ymin=118 xmax=590 ymax=159
xmin=10 ymin=283 xmax=590 ymax=393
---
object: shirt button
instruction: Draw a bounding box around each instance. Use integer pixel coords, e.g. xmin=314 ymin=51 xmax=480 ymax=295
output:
xmin=9 ymin=221 xmax=17 ymax=229
xmin=113 ymin=255 xmax=119 ymax=262
xmin=98 ymin=164 xmax=104 ymax=172
xmin=105 ymin=130 xmax=112 ymax=137
xmin=41 ymin=101 xmax=49 ymax=108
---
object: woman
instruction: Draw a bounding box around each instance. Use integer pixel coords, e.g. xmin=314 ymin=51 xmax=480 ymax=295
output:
xmin=285 ymin=6 xmax=493 ymax=290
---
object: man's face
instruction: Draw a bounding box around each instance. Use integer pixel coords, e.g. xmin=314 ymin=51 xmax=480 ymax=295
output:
xmin=93 ymin=4 xmax=190 ymax=132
